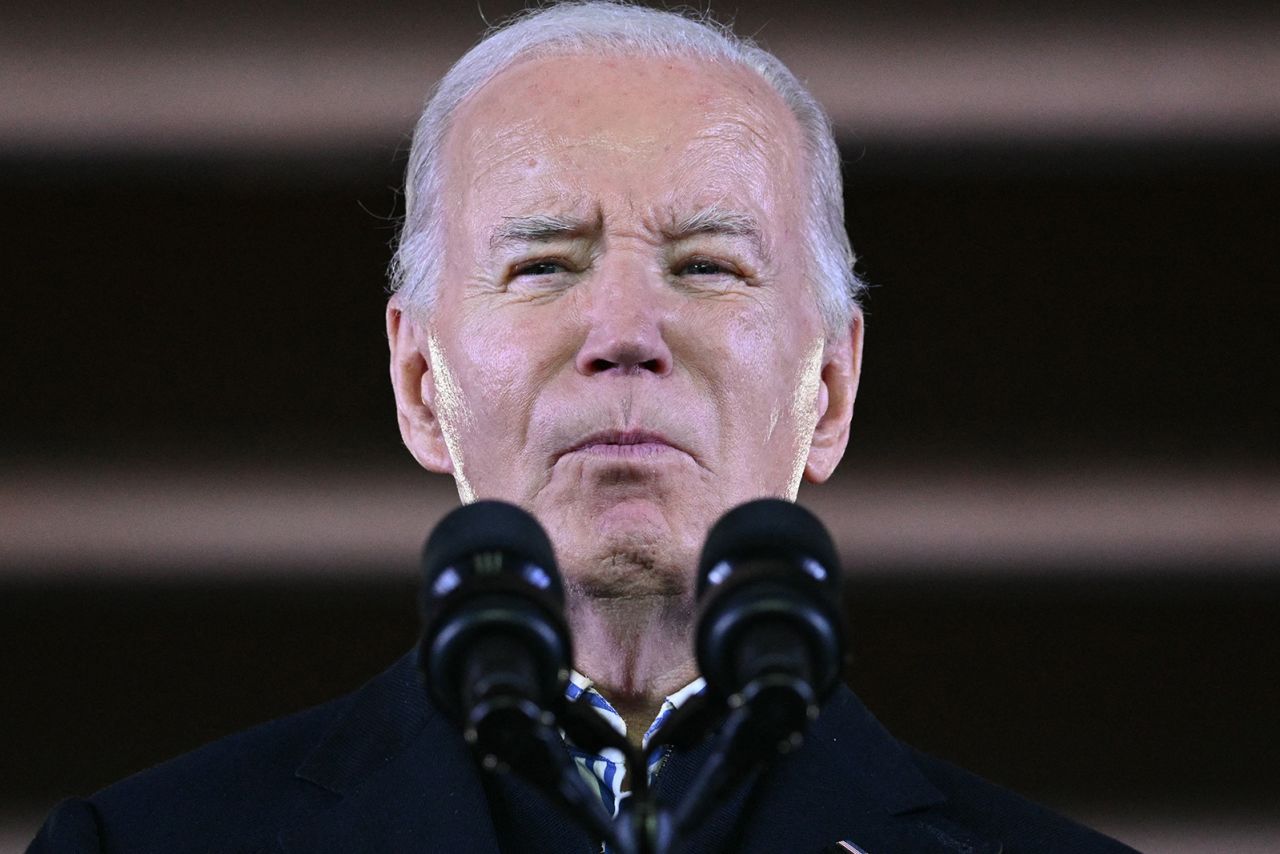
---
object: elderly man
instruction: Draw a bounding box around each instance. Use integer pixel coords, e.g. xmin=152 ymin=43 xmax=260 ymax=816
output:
xmin=31 ymin=3 xmax=1134 ymax=853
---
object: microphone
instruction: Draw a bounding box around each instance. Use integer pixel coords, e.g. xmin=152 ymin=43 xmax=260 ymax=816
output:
xmin=417 ymin=501 xmax=629 ymax=851
xmin=418 ymin=500 xmax=571 ymax=757
xmin=695 ymin=498 xmax=845 ymax=748
xmin=644 ymin=498 xmax=846 ymax=843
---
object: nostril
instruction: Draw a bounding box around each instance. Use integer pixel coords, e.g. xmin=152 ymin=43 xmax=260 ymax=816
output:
xmin=585 ymin=356 xmax=666 ymax=375
xmin=577 ymin=334 xmax=672 ymax=376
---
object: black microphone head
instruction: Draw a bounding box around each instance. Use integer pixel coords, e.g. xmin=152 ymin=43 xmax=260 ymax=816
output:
xmin=417 ymin=500 xmax=570 ymax=724
xmin=695 ymin=498 xmax=845 ymax=705
xmin=421 ymin=499 xmax=562 ymax=606
xmin=697 ymin=498 xmax=840 ymax=599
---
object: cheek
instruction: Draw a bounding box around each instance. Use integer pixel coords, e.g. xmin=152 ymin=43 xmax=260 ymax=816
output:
xmin=666 ymin=312 xmax=736 ymax=429
xmin=704 ymin=304 xmax=823 ymax=473
xmin=450 ymin=330 xmax=525 ymax=432
xmin=719 ymin=305 xmax=803 ymax=405
xmin=449 ymin=304 xmax=577 ymax=441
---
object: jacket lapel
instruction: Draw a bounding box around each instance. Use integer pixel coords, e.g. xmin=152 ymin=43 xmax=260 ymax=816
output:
xmin=720 ymin=685 xmax=1002 ymax=854
xmin=271 ymin=655 xmax=999 ymax=854
xmin=276 ymin=651 xmax=501 ymax=854
xmin=480 ymin=768 xmax=601 ymax=853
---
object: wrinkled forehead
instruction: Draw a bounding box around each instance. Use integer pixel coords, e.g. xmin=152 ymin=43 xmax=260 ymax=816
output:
xmin=439 ymin=52 xmax=808 ymax=239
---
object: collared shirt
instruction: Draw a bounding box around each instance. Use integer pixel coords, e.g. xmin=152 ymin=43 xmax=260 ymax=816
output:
xmin=564 ymin=671 xmax=706 ymax=821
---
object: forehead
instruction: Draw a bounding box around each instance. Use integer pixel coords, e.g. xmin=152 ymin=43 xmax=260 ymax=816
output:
xmin=440 ymin=52 xmax=807 ymax=234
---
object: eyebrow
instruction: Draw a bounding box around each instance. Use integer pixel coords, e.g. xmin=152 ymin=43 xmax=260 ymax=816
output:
xmin=662 ymin=207 xmax=769 ymax=260
xmin=487 ymin=206 xmax=769 ymax=258
xmin=489 ymin=213 xmax=598 ymax=250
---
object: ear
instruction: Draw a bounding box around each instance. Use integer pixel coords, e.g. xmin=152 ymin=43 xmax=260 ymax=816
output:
xmin=387 ymin=299 xmax=454 ymax=474
xmin=803 ymin=310 xmax=864 ymax=484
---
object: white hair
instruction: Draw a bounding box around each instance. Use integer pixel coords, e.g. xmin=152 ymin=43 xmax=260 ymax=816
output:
xmin=389 ymin=0 xmax=865 ymax=335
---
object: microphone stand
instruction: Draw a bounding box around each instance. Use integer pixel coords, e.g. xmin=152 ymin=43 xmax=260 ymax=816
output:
xmin=465 ymin=687 xmax=631 ymax=853
xmin=642 ymin=673 xmax=818 ymax=854
xmin=465 ymin=671 xmax=819 ymax=854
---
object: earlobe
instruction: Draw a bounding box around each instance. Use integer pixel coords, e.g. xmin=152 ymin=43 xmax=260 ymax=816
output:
xmin=387 ymin=301 xmax=455 ymax=474
xmin=803 ymin=312 xmax=864 ymax=484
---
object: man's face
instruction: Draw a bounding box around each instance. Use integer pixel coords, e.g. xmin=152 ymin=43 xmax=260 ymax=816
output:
xmin=391 ymin=53 xmax=859 ymax=598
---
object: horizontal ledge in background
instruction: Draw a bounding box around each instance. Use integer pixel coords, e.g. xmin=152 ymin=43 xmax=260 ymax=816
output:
xmin=2 ymin=463 xmax=1276 ymax=580
xmin=3 ymin=11 xmax=1280 ymax=154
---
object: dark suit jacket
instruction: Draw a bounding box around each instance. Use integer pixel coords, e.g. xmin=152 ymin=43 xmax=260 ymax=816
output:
xmin=29 ymin=652 xmax=1137 ymax=853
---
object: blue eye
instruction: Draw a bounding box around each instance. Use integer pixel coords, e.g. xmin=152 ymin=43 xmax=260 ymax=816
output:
xmin=514 ymin=260 xmax=565 ymax=277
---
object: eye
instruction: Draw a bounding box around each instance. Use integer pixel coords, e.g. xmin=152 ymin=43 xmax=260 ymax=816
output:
xmin=512 ymin=259 xmax=566 ymax=277
xmin=676 ymin=257 xmax=735 ymax=277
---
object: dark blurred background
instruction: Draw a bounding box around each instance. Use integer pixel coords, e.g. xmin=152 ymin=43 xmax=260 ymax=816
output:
xmin=3 ymin=2 xmax=1278 ymax=851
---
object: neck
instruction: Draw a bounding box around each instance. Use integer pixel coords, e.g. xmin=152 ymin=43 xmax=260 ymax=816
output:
xmin=567 ymin=591 xmax=698 ymax=746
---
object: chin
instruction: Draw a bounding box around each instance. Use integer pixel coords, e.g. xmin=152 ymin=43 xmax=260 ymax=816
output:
xmin=536 ymin=492 xmax=703 ymax=598
xmin=560 ymin=525 xmax=694 ymax=601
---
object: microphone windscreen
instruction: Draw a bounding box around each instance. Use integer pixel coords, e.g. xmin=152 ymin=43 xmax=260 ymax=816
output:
xmin=696 ymin=499 xmax=840 ymax=598
xmin=421 ymin=500 xmax=559 ymax=590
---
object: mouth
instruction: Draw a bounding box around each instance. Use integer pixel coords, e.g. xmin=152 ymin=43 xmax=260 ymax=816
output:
xmin=558 ymin=429 xmax=689 ymax=462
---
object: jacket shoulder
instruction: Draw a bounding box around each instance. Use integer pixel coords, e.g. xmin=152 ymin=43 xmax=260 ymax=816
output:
xmin=33 ymin=683 xmax=361 ymax=853
xmin=908 ymin=749 xmax=1139 ymax=854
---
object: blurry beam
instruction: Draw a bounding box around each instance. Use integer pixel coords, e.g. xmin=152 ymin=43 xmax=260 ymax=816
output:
xmin=784 ymin=20 xmax=1280 ymax=140
xmin=1081 ymin=811 xmax=1280 ymax=854
xmin=1 ymin=465 xmax=1277 ymax=579
xmin=3 ymin=10 xmax=1280 ymax=154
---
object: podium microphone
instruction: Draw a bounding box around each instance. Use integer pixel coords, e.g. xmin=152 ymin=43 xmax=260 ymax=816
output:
xmin=417 ymin=500 xmax=624 ymax=850
xmin=696 ymin=497 xmax=845 ymax=725
xmin=648 ymin=498 xmax=846 ymax=846
xmin=418 ymin=500 xmax=571 ymax=747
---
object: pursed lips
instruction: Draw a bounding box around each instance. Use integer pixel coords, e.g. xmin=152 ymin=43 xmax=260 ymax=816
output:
xmin=557 ymin=429 xmax=690 ymax=462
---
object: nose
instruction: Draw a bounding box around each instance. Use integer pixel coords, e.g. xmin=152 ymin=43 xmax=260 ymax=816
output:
xmin=574 ymin=274 xmax=674 ymax=378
